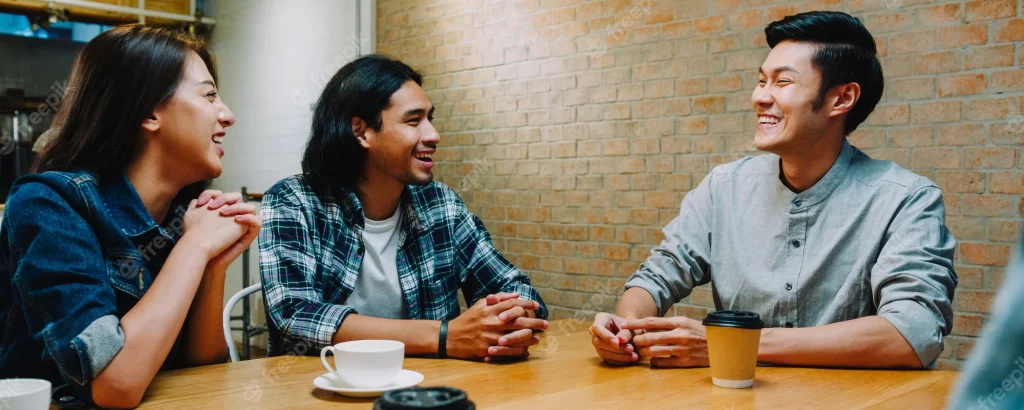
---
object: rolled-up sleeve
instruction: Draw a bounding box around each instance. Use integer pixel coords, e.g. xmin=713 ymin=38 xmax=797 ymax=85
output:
xmin=624 ymin=172 xmax=714 ymax=317
xmin=871 ymin=185 xmax=957 ymax=368
xmin=6 ymin=181 xmax=125 ymax=401
xmin=258 ymin=182 xmax=353 ymax=356
xmin=454 ymin=199 xmax=549 ymax=320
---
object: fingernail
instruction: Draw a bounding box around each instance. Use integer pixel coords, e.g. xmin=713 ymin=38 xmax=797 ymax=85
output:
xmin=499 ymin=337 xmax=507 ymax=346
xmin=484 ymin=357 xmax=492 ymax=363
xmin=198 ymin=195 xmax=208 ymax=204
xmin=499 ymin=313 xmax=507 ymax=321
xmin=543 ymin=320 xmax=549 ymax=327
xmin=631 ymin=353 xmax=638 ymax=361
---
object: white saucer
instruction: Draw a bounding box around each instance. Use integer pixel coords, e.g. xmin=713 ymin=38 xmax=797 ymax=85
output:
xmin=313 ymin=369 xmax=424 ymax=397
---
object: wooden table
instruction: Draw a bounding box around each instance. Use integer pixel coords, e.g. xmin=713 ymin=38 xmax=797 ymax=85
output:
xmin=132 ymin=320 xmax=959 ymax=409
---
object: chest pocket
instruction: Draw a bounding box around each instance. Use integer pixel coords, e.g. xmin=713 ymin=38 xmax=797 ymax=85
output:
xmin=105 ymin=251 xmax=151 ymax=300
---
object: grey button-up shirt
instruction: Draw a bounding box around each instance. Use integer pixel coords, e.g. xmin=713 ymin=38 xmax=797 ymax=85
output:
xmin=625 ymin=141 xmax=958 ymax=367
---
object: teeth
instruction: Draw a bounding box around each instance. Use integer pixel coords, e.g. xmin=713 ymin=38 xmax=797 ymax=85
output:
xmin=758 ymin=115 xmax=780 ymax=124
xmin=213 ymin=136 xmax=223 ymax=144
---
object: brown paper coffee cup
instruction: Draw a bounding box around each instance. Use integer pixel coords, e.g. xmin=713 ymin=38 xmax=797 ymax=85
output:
xmin=703 ymin=311 xmax=764 ymax=389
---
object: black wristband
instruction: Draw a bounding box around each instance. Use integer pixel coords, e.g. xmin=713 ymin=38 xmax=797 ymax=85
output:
xmin=438 ymin=320 xmax=449 ymax=358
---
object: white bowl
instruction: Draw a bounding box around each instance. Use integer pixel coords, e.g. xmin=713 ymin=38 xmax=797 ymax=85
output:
xmin=0 ymin=379 xmax=51 ymax=410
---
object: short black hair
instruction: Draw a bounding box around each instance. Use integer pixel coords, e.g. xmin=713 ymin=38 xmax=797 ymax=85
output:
xmin=765 ymin=11 xmax=884 ymax=136
xmin=301 ymin=55 xmax=422 ymax=188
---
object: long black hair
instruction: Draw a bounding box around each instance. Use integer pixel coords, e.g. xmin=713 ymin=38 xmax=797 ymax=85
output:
xmin=301 ymin=55 xmax=422 ymax=189
xmin=765 ymin=11 xmax=884 ymax=136
xmin=34 ymin=24 xmax=218 ymax=181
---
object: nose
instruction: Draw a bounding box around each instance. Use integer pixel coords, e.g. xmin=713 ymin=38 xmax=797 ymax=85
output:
xmin=218 ymin=103 xmax=236 ymax=128
xmin=422 ymin=119 xmax=440 ymax=145
xmin=751 ymin=84 xmax=773 ymax=108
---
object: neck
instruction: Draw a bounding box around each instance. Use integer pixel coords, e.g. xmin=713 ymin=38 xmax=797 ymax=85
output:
xmin=355 ymin=166 xmax=404 ymax=221
xmin=778 ymin=135 xmax=845 ymax=193
xmin=124 ymin=150 xmax=189 ymax=223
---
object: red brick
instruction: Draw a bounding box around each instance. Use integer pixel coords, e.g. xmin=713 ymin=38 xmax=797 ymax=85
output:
xmin=889 ymin=30 xmax=936 ymax=55
xmin=964 ymin=45 xmax=1015 ymax=70
xmin=966 ymin=0 xmax=1016 ymax=21
xmin=866 ymin=104 xmax=910 ymax=126
xmin=913 ymin=148 xmax=961 ymax=169
xmin=887 ymin=126 xmax=934 ymax=147
xmin=995 ymin=19 xmax=1024 ymax=42
xmin=913 ymin=101 xmax=962 ymax=124
xmin=965 ymin=98 xmax=1016 ymax=121
xmin=849 ymin=128 xmax=885 ymax=149
xmin=989 ymin=172 xmax=1024 ymax=194
xmin=727 ymin=9 xmax=763 ymax=30
xmin=951 ymin=313 xmax=984 ymax=337
xmin=964 ymin=147 xmax=1017 ymax=169
xmin=645 ymin=6 xmax=675 ymax=25
xmin=936 ymin=171 xmax=986 ymax=193
xmin=948 ymin=217 xmax=988 ymax=240
xmin=916 ymin=4 xmax=962 ymax=28
xmin=988 ymin=219 xmax=1023 ymax=242
xmin=938 ymin=124 xmax=987 ymax=146
xmin=940 ymin=23 xmax=988 ymax=48
xmin=955 ymin=290 xmax=998 ymax=313
xmin=767 ymin=5 xmax=800 ymax=22
xmin=866 ymin=11 xmax=913 ymax=34
xmin=914 ymin=51 xmax=962 ymax=74
xmin=662 ymin=21 xmax=693 ymax=39
xmin=887 ymin=77 xmax=935 ymax=101
xmin=956 ymin=339 xmax=976 ymax=360
xmin=961 ymin=195 xmax=1018 ymax=217
xmin=939 ymin=74 xmax=986 ymax=97
xmin=957 ymin=265 xmax=986 ymax=288
xmin=990 ymin=68 xmax=1024 ymax=92
xmin=694 ymin=16 xmax=725 ymax=34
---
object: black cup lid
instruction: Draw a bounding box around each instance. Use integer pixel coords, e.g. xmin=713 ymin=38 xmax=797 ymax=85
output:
xmin=702 ymin=311 xmax=764 ymax=329
xmin=374 ymin=387 xmax=475 ymax=410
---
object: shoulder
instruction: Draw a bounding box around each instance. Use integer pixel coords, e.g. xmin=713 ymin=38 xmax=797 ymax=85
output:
xmin=407 ymin=181 xmax=470 ymax=226
xmin=263 ymin=174 xmax=334 ymax=209
xmin=7 ymin=170 xmax=97 ymax=214
xmin=848 ymin=148 xmax=937 ymax=193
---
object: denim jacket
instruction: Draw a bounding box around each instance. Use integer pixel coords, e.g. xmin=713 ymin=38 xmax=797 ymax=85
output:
xmin=0 ymin=170 xmax=187 ymax=405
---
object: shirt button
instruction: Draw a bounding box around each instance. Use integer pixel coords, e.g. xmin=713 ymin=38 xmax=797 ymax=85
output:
xmin=785 ymin=322 xmax=794 ymax=328
xmin=785 ymin=283 xmax=793 ymax=291
xmin=793 ymin=200 xmax=802 ymax=207
xmin=792 ymin=240 xmax=801 ymax=248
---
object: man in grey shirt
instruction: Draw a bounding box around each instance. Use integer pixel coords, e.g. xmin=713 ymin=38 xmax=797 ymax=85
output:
xmin=590 ymin=11 xmax=957 ymax=369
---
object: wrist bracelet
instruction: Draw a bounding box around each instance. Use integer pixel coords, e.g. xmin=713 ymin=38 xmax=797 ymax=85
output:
xmin=438 ymin=320 xmax=449 ymax=358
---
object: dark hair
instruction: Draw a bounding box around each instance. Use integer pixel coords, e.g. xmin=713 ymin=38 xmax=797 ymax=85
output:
xmin=301 ymin=55 xmax=422 ymax=188
xmin=765 ymin=11 xmax=884 ymax=136
xmin=34 ymin=24 xmax=217 ymax=178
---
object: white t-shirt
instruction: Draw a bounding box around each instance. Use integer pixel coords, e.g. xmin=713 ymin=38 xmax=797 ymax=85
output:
xmin=345 ymin=208 xmax=408 ymax=319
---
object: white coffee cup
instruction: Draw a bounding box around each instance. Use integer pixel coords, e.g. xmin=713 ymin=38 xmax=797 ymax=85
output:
xmin=0 ymin=378 xmax=51 ymax=410
xmin=320 ymin=340 xmax=404 ymax=389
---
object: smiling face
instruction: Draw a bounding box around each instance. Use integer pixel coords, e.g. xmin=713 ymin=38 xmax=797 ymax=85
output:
xmin=144 ymin=51 xmax=235 ymax=181
xmin=752 ymin=41 xmax=832 ymax=155
xmin=359 ymin=81 xmax=439 ymax=186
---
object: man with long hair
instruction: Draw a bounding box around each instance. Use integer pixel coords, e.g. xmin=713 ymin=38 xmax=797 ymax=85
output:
xmin=259 ymin=55 xmax=548 ymax=362
xmin=591 ymin=11 xmax=957 ymax=369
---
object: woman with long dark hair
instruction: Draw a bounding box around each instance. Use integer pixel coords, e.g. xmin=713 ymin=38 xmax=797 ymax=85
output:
xmin=0 ymin=24 xmax=261 ymax=408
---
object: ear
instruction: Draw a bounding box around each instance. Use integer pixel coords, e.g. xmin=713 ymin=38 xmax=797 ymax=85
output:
xmin=141 ymin=111 xmax=161 ymax=132
xmin=828 ymin=82 xmax=861 ymax=118
xmin=352 ymin=116 xmax=371 ymax=149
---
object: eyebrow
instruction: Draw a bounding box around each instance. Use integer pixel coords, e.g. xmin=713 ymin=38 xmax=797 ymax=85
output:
xmin=197 ymin=80 xmax=217 ymax=88
xmin=403 ymin=106 xmax=435 ymax=118
xmin=758 ymin=66 xmax=800 ymax=75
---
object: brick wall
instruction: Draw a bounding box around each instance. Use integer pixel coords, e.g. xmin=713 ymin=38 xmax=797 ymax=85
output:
xmin=376 ymin=0 xmax=1024 ymax=370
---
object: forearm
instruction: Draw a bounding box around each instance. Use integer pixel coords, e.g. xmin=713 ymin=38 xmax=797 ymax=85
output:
xmin=180 ymin=268 xmax=228 ymax=366
xmin=758 ymin=316 xmax=923 ymax=369
xmin=333 ymin=314 xmax=441 ymax=356
xmin=616 ymin=287 xmax=660 ymax=320
xmin=92 ymin=239 xmax=211 ymax=408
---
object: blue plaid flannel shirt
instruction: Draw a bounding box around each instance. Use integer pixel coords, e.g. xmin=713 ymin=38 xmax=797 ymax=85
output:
xmin=258 ymin=175 xmax=547 ymax=356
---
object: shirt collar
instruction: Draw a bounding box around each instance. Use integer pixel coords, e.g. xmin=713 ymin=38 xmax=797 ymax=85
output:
xmin=97 ymin=173 xmax=167 ymax=238
xmin=339 ymin=187 xmax=427 ymax=233
xmin=774 ymin=140 xmax=855 ymax=207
